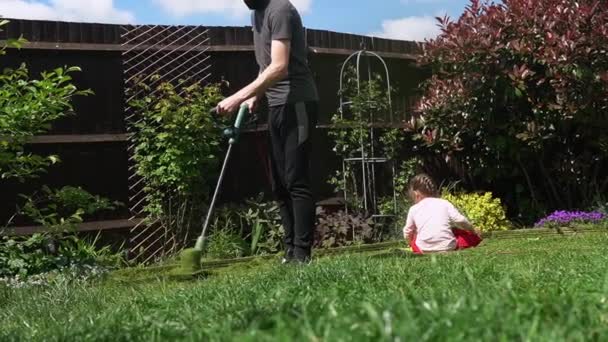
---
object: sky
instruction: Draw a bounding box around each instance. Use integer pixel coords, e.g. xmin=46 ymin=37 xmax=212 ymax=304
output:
xmin=0 ymin=0 xmax=472 ymax=41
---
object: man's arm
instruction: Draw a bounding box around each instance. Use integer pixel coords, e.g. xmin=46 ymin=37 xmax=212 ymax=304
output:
xmin=217 ymin=39 xmax=290 ymax=114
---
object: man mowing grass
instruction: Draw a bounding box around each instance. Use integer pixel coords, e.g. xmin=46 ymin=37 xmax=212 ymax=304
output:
xmin=216 ymin=0 xmax=319 ymax=264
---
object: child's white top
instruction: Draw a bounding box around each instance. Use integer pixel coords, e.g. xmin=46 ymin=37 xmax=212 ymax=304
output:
xmin=403 ymin=197 xmax=471 ymax=252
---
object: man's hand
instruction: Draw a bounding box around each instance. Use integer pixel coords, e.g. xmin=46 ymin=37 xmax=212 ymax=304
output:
xmin=243 ymin=96 xmax=258 ymax=113
xmin=216 ymin=94 xmax=244 ymax=116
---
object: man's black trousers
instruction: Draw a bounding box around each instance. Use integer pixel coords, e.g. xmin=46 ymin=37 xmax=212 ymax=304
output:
xmin=268 ymin=101 xmax=318 ymax=259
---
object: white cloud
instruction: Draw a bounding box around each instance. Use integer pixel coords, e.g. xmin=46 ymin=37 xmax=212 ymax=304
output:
xmin=369 ymin=15 xmax=441 ymax=42
xmin=153 ymin=0 xmax=312 ymax=18
xmin=0 ymin=0 xmax=135 ymax=24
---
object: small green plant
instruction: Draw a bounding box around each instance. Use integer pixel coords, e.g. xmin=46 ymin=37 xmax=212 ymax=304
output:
xmin=13 ymin=186 xmax=121 ymax=231
xmin=205 ymin=222 xmax=246 ymax=260
xmin=442 ymin=192 xmax=511 ymax=232
xmin=206 ymin=195 xmax=284 ymax=258
xmin=0 ymin=231 xmax=124 ymax=279
xmin=240 ymin=196 xmax=283 ymax=255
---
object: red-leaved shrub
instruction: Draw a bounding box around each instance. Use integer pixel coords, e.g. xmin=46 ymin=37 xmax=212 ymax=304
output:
xmin=409 ymin=0 xmax=608 ymax=221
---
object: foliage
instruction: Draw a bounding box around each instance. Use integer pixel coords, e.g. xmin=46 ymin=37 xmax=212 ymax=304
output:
xmin=205 ymin=194 xmax=284 ymax=258
xmin=328 ymin=68 xmax=405 ymax=214
xmin=0 ymin=20 xmax=123 ymax=279
xmin=535 ymin=210 xmax=607 ymax=228
xmin=1 ymin=19 xmax=91 ymax=181
xmin=128 ymin=80 xmax=224 ymax=250
xmin=0 ymin=263 xmax=110 ymax=289
xmin=1 ymin=186 xmax=124 ymax=278
xmin=0 ymin=20 xmax=27 ymax=56
xmin=14 ymin=186 xmax=121 ymax=230
xmin=240 ymin=196 xmax=284 ymax=255
xmin=0 ymin=63 xmax=91 ymax=181
xmin=129 ymin=81 xmax=224 ymax=217
xmin=0 ymin=232 xmax=123 ymax=278
xmin=410 ymin=0 xmax=608 ymax=222
xmin=442 ymin=191 xmax=511 ymax=232
xmin=314 ymin=209 xmax=374 ymax=248
xmin=206 ymin=224 xmax=246 ymax=260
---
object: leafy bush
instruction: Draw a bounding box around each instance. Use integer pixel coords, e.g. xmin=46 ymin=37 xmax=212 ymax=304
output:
xmin=315 ymin=209 xmax=374 ymax=248
xmin=129 ymin=80 xmax=224 ymax=249
xmin=410 ymin=0 xmax=608 ymax=222
xmin=1 ymin=186 xmax=124 ymax=278
xmin=442 ymin=192 xmax=511 ymax=232
xmin=535 ymin=210 xmax=607 ymax=228
xmin=0 ymin=20 xmax=123 ymax=278
xmin=0 ymin=21 xmax=92 ymax=182
xmin=0 ymin=232 xmax=123 ymax=278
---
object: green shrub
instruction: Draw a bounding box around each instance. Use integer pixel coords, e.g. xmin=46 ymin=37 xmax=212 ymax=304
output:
xmin=129 ymin=81 xmax=223 ymax=218
xmin=442 ymin=192 xmax=511 ymax=232
xmin=128 ymin=80 xmax=224 ymax=250
xmin=0 ymin=54 xmax=92 ymax=181
xmin=17 ymin=186 xmax=121 ymax=230
xmin=0 ymin=232 xmax=123 ymax=278
xmin=1 ymin=187 xmax=124 ymax=278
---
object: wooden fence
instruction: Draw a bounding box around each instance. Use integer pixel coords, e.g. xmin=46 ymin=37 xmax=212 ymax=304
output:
xmin=0 ymin=18 xmax=426 ymax=243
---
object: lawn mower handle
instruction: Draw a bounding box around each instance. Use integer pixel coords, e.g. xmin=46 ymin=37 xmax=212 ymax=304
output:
xmin=210 ymin=104 xmax=249 ymax=145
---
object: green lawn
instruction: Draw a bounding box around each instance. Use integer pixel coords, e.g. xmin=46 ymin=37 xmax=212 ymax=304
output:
xmin=2 ymin=232 xmax=608 ymax=341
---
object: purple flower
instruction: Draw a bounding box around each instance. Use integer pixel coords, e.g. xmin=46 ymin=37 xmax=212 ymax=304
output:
xmin=535 ymin=210 xmax=607 ymax=227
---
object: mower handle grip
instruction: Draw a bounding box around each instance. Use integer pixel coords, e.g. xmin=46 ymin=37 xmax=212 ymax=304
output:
xmin=209 ymin=104 xmax=249 ymax=126
xmin=211 ymin=104 xmax=249 ymax=145
xmin=233 ymin=103 xmax=249 ymax=130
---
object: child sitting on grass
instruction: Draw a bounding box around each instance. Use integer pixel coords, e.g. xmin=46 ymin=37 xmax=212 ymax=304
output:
xmin=404 ymin=174 xmax=482 ymax=254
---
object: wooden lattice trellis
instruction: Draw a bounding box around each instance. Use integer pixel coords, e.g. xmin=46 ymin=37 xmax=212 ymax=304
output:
xmin=121 ymin=24 xmax=213 ymax=263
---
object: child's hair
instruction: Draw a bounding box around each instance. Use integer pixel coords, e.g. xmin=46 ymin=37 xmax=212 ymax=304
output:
xmin=408 ymin=174 xmax=439 ymax=199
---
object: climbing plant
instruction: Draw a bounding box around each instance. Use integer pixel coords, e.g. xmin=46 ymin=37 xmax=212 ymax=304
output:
xmin=328 ymin=68 xmax=411 ymax=216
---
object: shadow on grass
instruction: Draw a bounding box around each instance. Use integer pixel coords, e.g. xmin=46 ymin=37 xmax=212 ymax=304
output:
xmin=108 ymin=266 xmax=213 ymax=285
xmin=370 ymin=249 xmax=425 ymax=260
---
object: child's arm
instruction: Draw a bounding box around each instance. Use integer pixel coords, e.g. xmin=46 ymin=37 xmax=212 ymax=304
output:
xmin=403 ymin=210 xmax=416 ymax=241
xmin=447 ymin=203 xmax=475 ymax=231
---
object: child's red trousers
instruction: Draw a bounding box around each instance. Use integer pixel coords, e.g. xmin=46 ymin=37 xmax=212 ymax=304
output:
xmin=409 ymin=228 xmax=482 ymax=254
